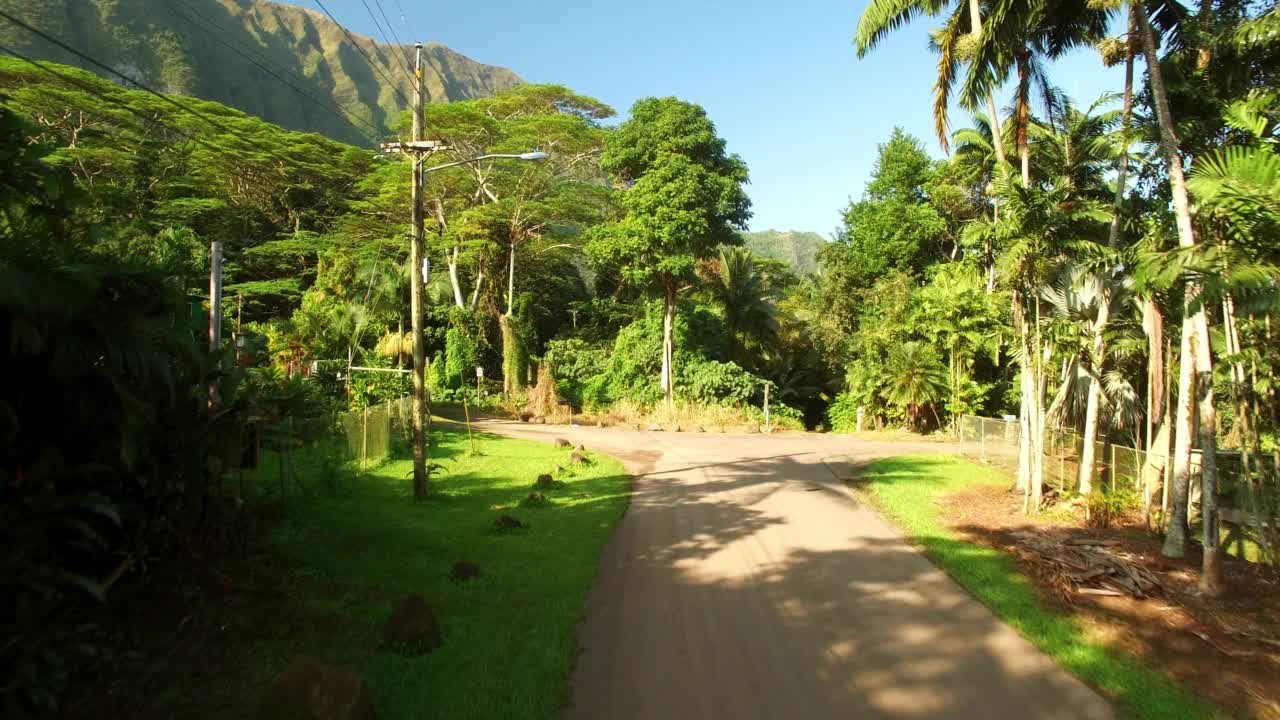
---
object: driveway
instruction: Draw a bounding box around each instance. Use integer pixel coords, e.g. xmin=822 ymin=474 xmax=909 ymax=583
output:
xmin=471 ymin=419 xmax=1113 ymax=720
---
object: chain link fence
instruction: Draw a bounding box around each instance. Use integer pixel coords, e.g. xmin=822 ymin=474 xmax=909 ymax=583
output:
xmin=339 ymin=396 xmax=414 ymax=469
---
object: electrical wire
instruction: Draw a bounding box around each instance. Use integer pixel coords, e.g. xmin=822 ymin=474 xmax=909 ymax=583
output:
xmin=356 ymin=0 xmax=413 ymax=82
xmin=311 ymin=0 xmax=410 ymax=108
xmin=369 ymin=0 xmax=415 ymax=77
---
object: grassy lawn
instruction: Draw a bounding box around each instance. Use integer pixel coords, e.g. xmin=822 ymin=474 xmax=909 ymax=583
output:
xmin=133 ymin=422 xmax=629 ymax=719
xmin=858 ymin=456 xmax=1226 ymax=720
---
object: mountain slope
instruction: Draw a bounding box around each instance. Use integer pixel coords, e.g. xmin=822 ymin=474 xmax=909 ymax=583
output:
xmin=0 ymin=0 xmax=522 ymax=146
xmin=740 ymin=230 xmax=826 ymax=275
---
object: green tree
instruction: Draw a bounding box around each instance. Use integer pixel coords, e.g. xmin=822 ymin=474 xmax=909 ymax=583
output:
xmin=710 ymin=246 xmax=778 ymax=370
xmin=884 ymin=341 xmax=949 ymax=429
xmin=586 ymin=97 xmax=751 ymax=410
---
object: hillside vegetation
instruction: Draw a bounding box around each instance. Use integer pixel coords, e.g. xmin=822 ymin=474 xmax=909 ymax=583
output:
xmin=0 ymin=0 xmax=521 ymax=145
xmin=740 ymin=229 xmax=825 ymax=274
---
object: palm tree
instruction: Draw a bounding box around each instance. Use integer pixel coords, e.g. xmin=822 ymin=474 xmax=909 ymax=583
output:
xmin=855 ymin=0 xmax=1009 ymax=165
xmin=712 ymin=246 xmax=778 ymax=369
xmin=884 ymin=341 xmax=949 ymax=429
xmin=1128 ymin=0 xmax=1221 ymax=573
xmin=1186 ymin=95 xmax=1280 ymax=576
xmin=956 ymin=0 xmax=1110 ymax=185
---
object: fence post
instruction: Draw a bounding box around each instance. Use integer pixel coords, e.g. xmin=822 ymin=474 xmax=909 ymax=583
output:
xmin=980 ymin=418 xmax=986 ymax=461
xmin=1110 ymin=444 xmax=1117 ymax=492
xmin=361 ymin=406 xmax=369 ymax=471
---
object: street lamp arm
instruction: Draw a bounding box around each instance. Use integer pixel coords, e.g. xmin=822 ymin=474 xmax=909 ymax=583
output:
xmin=424 ymin=151 xmax=548 ymax=174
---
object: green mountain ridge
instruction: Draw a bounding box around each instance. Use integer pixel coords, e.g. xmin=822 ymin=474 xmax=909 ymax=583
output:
xmin=1 ymin=0 xmax=523 ymax=146
xmin=740 ymin=229 xmax=827 ymax=274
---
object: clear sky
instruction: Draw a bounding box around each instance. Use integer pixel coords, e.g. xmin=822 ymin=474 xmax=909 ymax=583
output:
xmin=316 ymin=0 xmax=1123 ymax=235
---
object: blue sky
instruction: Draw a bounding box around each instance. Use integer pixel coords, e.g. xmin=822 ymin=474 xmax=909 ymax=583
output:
xmin=316 ymin=0 xmax=1123 ymax=235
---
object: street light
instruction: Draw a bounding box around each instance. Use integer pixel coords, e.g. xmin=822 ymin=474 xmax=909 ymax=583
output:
xmin=422 ymin=150 xmax=549 ymax=176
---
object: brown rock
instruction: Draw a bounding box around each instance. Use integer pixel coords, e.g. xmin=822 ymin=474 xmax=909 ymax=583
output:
xmin=494 ymin=514 xmax=525 ymax=531
xmin=382 ymin=594 xmax=441 ymax=654
xmin=258 ymin=656 xmax=376 ymax=720
xmin=569 ymin=451 xmax=589 ymax=466
xmin=575 ymin=443 xmax=586 ymax=451
xmin=449 ymin=560 xmax=480 ymax=582
xmin=554 ymin=438 xmax=572 ymax=449
xmin=521 ymin=491 xmax=550 ymax=508
xmin=535 ymin=473 xmax=556 ymax=489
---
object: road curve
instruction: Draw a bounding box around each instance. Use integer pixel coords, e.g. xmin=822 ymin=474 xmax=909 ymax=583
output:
xmin=471 ymin=419 xmax=1114 ymax=720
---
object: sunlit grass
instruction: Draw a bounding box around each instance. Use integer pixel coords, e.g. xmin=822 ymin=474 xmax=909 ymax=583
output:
xmin=859 ymin=456 xmax=1225 ymax=720
xmin=235 ymin=423 xmax=629 ymax=719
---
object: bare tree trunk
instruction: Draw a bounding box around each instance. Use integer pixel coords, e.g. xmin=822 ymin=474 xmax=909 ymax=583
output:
xmin=1167 ymin=322 xmax=1195 ymax=556
xmin=661 ymin=284 xmax=676 ymax=412
xmin=448 ymin=246 xmax=465 ymax=308
xmin=1135 ymin=1 xmax=1219 ymax=568
xmin=1082 ymin=9 xmax=1135 ymax=498
xmin=1193 ymin=326 xmax=1223 ymax=594
xmin=1032 ymin=293 xmax=1046 ymax=510
xmin=507 ymin=239 xmax=516 ymax=315
xmin=1016 ymin=51 xmax=1032 ymax=186
xmin=1015 ymin=294 xmax=1032 ymax=494
xmin=470 ymin=266 xmax=483 ymax=310
xmin=1142 ymin=300 xmax=1167 ymax=521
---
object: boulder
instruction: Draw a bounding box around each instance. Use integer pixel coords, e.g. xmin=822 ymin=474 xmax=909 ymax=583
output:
xmin=449 ymin=560 xmax=480 ymax=582
xmin=554 ymin=438 xmax=572 ymax=449
xmin=258 ymin=656 xmax=376 ymax=720
xmin=521 ymin=492 xmax=550 ymax=508
xmin=569 ymin=451 xmax=588 ymax=466
xmin=535 ymin=473 xmax=556 ymax=489
xmin=575 ymin=443 xmax=586 ymax=451
xmin=494 ymin=514 xmax=525 ymax=531
xmin=382 ymin=594 xmax=441 ymax=654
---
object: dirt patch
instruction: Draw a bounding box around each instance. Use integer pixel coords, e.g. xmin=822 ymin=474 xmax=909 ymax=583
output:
xmin=940 ymin=482 xmax=1280 ymax=720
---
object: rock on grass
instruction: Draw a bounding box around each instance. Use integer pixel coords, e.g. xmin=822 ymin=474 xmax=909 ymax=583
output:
xmin=258 ymin=656 xmax=377 ymax=720
xmin=493 ymin=514 xmax=525 ymax=531
xmin=449 ymin=560 xmax=480 ymax=582
xmin=521 ymin=492 xmax=551 ymax=508
xmin=382 ymin=594 xmax=442 ymax=655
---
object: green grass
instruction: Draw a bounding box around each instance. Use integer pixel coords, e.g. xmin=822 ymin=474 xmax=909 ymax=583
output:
xmin=214 ymin=423 xmax=628 ymax=719
xmin=859 ymin=456 xmax=1226 ymax=720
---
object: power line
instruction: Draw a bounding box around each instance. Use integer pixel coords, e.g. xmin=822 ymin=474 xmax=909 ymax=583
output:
xmin=311 ymin=0 xmax=410 ymax=108
xmin=356 ymin=0 xmax=413 ymax=83
xmin=164 ymin=0 xmax=383 ymax=145
xmin=368 ymin=0 xmax=415 ymax=79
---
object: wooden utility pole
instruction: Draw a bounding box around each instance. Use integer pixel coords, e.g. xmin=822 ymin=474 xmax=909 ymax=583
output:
xmin=409 ymin=43 xmax=429 ymax=499
xmin=209 ymin=240 xmax=223 ymax=408
xmin=380 ymin=44 xmax=449 ymax=500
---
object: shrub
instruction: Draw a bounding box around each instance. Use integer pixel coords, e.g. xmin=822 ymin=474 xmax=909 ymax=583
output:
xmin=827 ymin=391 xmax=861 ymax=432
xmin=677 ymin=357 xmax=759 ymax=406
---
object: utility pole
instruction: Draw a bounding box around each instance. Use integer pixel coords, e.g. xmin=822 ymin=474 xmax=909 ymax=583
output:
xmin=408 ymin=43 xmax=430 ymax=499
xmin=209 ymin=240 xmax=223 ymax=408
xmin=380 ymin=50 xmax=447 ymax=500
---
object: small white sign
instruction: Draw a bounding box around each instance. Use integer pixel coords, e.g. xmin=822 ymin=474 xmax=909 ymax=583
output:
xmin=421 ymin=258 xmax=430 ymax=285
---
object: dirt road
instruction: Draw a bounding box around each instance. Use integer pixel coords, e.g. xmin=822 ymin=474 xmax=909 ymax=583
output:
xmin=473 ymin=420 xmax=1114 ymax=720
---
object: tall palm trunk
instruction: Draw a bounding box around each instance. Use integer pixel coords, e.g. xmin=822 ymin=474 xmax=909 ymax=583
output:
xmin=967 ymin=0 xmax=1009 ymax=168
xmin=1079 ymin=11 xmax=1136 ymax=497
xmin=661 ymin=283 xmax=676 ymax=412
xmin=1134 ymin=2 xmax=1221 ymax=588
xmin=1016 ymin=50 xmax=1032 ymax=187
